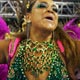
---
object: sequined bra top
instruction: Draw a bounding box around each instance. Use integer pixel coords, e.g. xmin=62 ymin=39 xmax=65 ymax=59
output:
xmin=7 ymin=39 xmax=70 ymax=80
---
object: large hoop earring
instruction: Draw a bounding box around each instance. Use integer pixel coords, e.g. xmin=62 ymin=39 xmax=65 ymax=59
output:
xmin=26 ymin=20 xmax=31 ymax=39
xmin=22 ymin=15 xmax=31 ymax=39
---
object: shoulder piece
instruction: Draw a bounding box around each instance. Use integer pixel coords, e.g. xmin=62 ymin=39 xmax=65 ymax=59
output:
xmin=9 ymin=38 xmax=21 ymax=59
xmin=57 ymin=40 xmax=64 ymax=53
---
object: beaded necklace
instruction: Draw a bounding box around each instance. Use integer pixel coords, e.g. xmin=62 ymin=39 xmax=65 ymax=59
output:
xmin=7 ymin=39 xmax=70 ymax=80
xmin=23 ymin=39 xmax=56 ymax=77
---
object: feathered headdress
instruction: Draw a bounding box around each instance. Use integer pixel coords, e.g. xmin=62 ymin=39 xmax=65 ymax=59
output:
xmin=0 ymin=17 xmax=10 ymax=39
xmin=63 ymin=17 xmax=80 ymax=40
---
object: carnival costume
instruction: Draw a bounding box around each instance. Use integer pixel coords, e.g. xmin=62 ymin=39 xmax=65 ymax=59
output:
xmin=7 ymin=0 xmax=71 ymax=79
xmin=7 ymin=38 xmax=70 ymax=80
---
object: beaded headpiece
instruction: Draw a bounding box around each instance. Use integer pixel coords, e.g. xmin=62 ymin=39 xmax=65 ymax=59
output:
xmin=26 ymin=0 xmax=30 ymax=9
xmin=26 ymin=0 xmax=36 ymax=12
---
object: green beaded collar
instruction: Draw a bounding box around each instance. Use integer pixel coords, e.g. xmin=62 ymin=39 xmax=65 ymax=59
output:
xmin=8 ymin=39 xmax=70 ymax=80
xmin=19 ymin=39 xmax=59 ymax=77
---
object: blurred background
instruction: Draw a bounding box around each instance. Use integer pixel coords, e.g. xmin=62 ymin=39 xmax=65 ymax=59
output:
xmin=0 ymin=0 xmax=80 ymax=32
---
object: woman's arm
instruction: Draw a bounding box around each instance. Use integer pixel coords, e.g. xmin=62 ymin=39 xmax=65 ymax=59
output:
xmin=0 ymin=31 xmax=25 ymax=64
xmin=0 ymin=39 xmax=10 ymax=64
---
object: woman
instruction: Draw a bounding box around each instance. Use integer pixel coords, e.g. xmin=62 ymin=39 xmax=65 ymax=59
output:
xmin=0 ymin=16 xmax=10 ymax=80
xmin=0 ymin=0 xmax=80 ymax=80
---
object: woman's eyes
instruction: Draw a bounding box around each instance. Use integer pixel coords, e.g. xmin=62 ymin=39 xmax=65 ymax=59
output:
xmin=52 ymin=7 xmax=58 ymax=12
xmin=37 ymin=3 xmax=47 ymax=8
xmin=37 ymin=3 xmax=58 ymax=13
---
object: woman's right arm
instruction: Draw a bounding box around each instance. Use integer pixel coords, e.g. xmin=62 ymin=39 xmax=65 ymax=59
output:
xmin=0 ymin=31 xmax=25 ymax=64
xmin=0 ymin=39 xmax=10 ymax=64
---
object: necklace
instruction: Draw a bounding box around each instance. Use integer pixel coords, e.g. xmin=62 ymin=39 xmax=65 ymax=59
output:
xmin=21 ymin=39 xmax=57 ymax=77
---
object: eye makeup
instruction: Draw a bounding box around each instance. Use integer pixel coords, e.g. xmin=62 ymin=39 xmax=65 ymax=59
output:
xmin=36 ymin=2 xmax=58 ymax=13
xmin=52 ymin=6 xmax=58 ymax=12
xmin=36 ymin=2 xmax=47 ymax=8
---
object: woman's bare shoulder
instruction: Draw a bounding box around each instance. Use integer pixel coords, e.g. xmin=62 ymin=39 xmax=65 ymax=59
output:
xmin=0 ymin=39 xmax=11 ymax=50
xmin=0 ymin=38 xmax=18 ymax=51
xmin=0 ymin=38 xmax=17 ymax=63
xmin=0 ymin=39 xmax=10 ymax=63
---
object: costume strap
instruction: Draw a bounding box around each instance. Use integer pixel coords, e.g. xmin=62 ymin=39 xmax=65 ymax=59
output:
xmin=9 ymin=38 xmax=21 ymax=59
xmin=9 ymin=38 xmax=64 ymax=57
xmin=57 ymin=40 xmax=64 ymax=53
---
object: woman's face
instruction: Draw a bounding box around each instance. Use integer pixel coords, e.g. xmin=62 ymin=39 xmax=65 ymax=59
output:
xmin=30 ymin=0 xmax=58 ymax=31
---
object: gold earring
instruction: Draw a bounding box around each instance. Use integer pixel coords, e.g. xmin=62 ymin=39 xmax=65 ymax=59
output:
xmin=23 ymin=15 xmax=31 ymax=24
xmin=22 ymin=15 xmax=31 ymax=31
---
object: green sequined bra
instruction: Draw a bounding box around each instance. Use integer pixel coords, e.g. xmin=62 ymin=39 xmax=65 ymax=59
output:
xmin=7 ymin=39 xmax=70 ymax=80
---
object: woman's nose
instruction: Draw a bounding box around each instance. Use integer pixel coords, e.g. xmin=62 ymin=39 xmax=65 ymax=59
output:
xmin=46 ymin=7 xmax=53 ymax=13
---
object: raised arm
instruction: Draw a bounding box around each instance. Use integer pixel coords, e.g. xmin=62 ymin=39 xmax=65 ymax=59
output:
xmin=0 ymin=39 xmax=10 ymax=64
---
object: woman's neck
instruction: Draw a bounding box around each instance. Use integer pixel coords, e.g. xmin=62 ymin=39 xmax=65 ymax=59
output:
xmin=30 ymin=27 xmax=53 ymax=42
